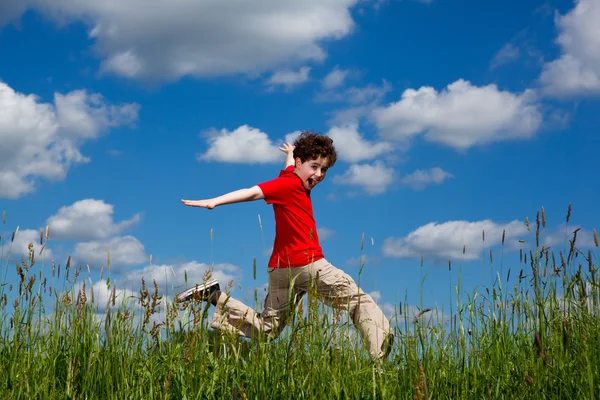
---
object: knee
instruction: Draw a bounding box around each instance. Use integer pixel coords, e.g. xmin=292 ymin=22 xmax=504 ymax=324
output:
xmin=260 ymin=315 xmax=283 ymax=340
xmin=349 ymin=292 xmax=376 ymax=315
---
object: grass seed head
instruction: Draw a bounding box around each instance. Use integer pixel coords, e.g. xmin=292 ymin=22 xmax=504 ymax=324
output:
xmin=566 ymin=204 xmax=572 ymax=223
xmin=413 ymin=308 xmax=432 ymax=324
xmin=594 ymin=229 xmax=598 ymax=247
xmin=541 ymin=207 xmax=546 ymax=228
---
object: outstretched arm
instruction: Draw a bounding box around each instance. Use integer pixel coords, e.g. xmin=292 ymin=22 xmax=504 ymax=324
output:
xmin=278 ymin=142 xmax=295 ymax=168
xmin=181 ymin=185 xmax=264 ymax=209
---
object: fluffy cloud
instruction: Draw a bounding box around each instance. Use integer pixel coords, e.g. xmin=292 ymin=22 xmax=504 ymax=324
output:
xmin=372 ymin=79 xmax=542 ymax=150
xmin=47 ymin=199 xmax=141 ymax=241
xmin=333 ymin=161 xmax=395 ymax=195
xmin=73 ymin=235 xmax=146 ymax=270
xmin=326 ymin=123 xmax=392 ymax=163
xmin=85 ymin=279 xmax=138 ymax=309
xmin=1 ymin=228 xmax=53 ymax=261
xmin=542 ymin=225 xmax=597 ymax=250
xmin=382 ymin=219 xmax=528 ymax=262
xmin=284 ymin=130 xmax=302 ymax=145
xmin=266 ymin=67 xmax=311 ymax=90
xmin=539 ymin=0 xmax=600 ymax=96
xmin=401 ymin=167 xmax=454 ymax=190
xmin=0 ymin=82 xmax=139 ymax=199
xmin=54 ymin=90 xmax=139 ymax=138
xmin=124 ymin=261 xmax=242 ymax=296
xmin=198 ymin=125 xmax=283 ymax=164
xmin=13 ymin=0 xmax=360 ymax=81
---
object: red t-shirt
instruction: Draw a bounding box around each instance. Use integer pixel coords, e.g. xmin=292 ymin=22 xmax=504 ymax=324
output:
xmin=257 ymin=166 xmax=324 ymax=268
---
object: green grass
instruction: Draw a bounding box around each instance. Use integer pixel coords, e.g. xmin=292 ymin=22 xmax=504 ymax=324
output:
xmin=0 ymin=207 xmax=599 ymax=399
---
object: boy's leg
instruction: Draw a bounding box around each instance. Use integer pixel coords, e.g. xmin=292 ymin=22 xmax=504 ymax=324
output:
xmin=308 ymin=259 xmax=393 ymax=360
xmin=211 ymin=267 xmax=305 ymax=340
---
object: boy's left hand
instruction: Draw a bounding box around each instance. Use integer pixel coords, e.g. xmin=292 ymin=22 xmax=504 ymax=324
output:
xmin=181 ymin=199 xmax=216 ymax=209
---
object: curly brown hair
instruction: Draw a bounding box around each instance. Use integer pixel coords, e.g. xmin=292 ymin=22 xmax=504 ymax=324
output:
xmin=293 ymin=131 xmax=338 ymax=167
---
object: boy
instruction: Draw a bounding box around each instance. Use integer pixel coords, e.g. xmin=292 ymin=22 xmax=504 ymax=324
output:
xmin=179 ymin=131 xmax=392 ymax=361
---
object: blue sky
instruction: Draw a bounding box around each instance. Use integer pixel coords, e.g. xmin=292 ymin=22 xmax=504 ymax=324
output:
xmin=1 ymin=0 xmax=599 ymax=321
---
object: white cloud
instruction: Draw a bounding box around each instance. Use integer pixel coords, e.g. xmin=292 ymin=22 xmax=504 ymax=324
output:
xmin=124 ymin=261 xmax=242 ymax=295
xmin=369 ymin=290 xmax=382 ymax=303
xmin=345 ymin=255 xmax=369 ymax=268
xmin=0 ymin=0 xmax=29 ymax=25
xmin=284 ymin=130 xmax=303 ymax=145
xmin=317 ymin=80 xmax=392 ymax=125
xmin=401 ymin=167 xmax=454 ymax=190
xmin=317 ymin=227 xmax=335 ymax=240
xmin=47 ymin=199 xmax=141 ymax=241
xmin=54 ymin=90 xmax=139 ymax=138
xmin=490 ymin=43 xmax=520 ymax=70
xmin=198 ymin=125 xmax=281 ymax=164
xmin=382 ymin=219 xmax=528 ymax=262
xmin=0 ymin=82 xmax=139 ymax=199
xmin=539 ymin=0 xmax=600 ymax=96
xmin=326 ymin=123 xmax=392 ymax=163
xmin=540 ymin=56 xmax=600 ymax=96
xmin=322 ymin=66 xmax=349 ymax=90
xmin=1 ymin=228 xmax=54 ymax=261
xmin=543 ymin=225 xmax=597 ymax=250
xmin=18 ymin=0 xmax=360 ymax=81
xmin=372 ymin=79 xmax=542 ymax=150
xmin=86 ymin=279 xmax=138 ymax=309
xmin=333 ymin=161 xmax=395 ymax=195
xmin=319 ymin=80 xmax=391 ymax=105
xmin=73 ymin=235 xmax=146 ymax=270
xmin=266 ymin=67 xmax=310 ymax=90
xmin=345 ymin=82 xmax=391 ymax=105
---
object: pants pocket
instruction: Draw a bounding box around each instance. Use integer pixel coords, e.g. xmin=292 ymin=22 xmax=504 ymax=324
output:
xmin=316 ymin=266 xmax=355 ymax=296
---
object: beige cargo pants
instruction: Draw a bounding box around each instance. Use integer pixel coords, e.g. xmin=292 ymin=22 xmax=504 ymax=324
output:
xmin=210 ymin=258 xmax=393 ymax=360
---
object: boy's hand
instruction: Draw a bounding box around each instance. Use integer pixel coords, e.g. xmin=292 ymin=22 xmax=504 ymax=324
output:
xmin=181 ymin=199 xmax=216 ymax=209
xmin=279 ymin=142 xmax=295 ymax=168
xmin=278 ymin=142 xmax=295 ymax=155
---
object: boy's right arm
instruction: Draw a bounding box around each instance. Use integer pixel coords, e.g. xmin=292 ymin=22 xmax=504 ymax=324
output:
xmin=181 ymin=185 xmax=264 ymax=209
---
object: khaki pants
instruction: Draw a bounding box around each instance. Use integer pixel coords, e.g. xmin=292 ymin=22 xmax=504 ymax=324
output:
xmin=211 ymin=258 xmax=392 ymax=360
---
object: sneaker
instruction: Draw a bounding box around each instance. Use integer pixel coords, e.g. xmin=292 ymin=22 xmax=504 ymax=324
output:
xmin=176 ymin=279 xmax=220 ymax=302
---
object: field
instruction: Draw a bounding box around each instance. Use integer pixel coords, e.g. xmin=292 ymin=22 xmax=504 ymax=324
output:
xmin=1 ymin=207 xmax=598 ymax=399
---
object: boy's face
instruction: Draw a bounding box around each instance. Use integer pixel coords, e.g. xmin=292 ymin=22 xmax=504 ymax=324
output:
xmin=294 ymin=156 xmax=329 ymax=191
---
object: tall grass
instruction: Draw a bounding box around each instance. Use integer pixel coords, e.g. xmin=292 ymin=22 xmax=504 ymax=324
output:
xmin=0 ymin=206 xmax=598 ymax=399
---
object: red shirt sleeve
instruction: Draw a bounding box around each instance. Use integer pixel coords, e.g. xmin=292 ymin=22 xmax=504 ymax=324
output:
xmin=257 ymin=166 xmax=298 ymax=205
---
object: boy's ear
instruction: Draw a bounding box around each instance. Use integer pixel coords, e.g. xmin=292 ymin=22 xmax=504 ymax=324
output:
xmin=295 ymin=157 xmax=302 ymax=168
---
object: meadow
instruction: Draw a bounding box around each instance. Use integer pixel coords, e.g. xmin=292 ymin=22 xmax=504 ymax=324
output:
xmin=0 ymin=206 xmax=598 ymax=399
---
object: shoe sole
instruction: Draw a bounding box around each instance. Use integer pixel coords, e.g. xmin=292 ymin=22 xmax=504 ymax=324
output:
xmin=176 ymin=280 xmax=220 ymax=302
